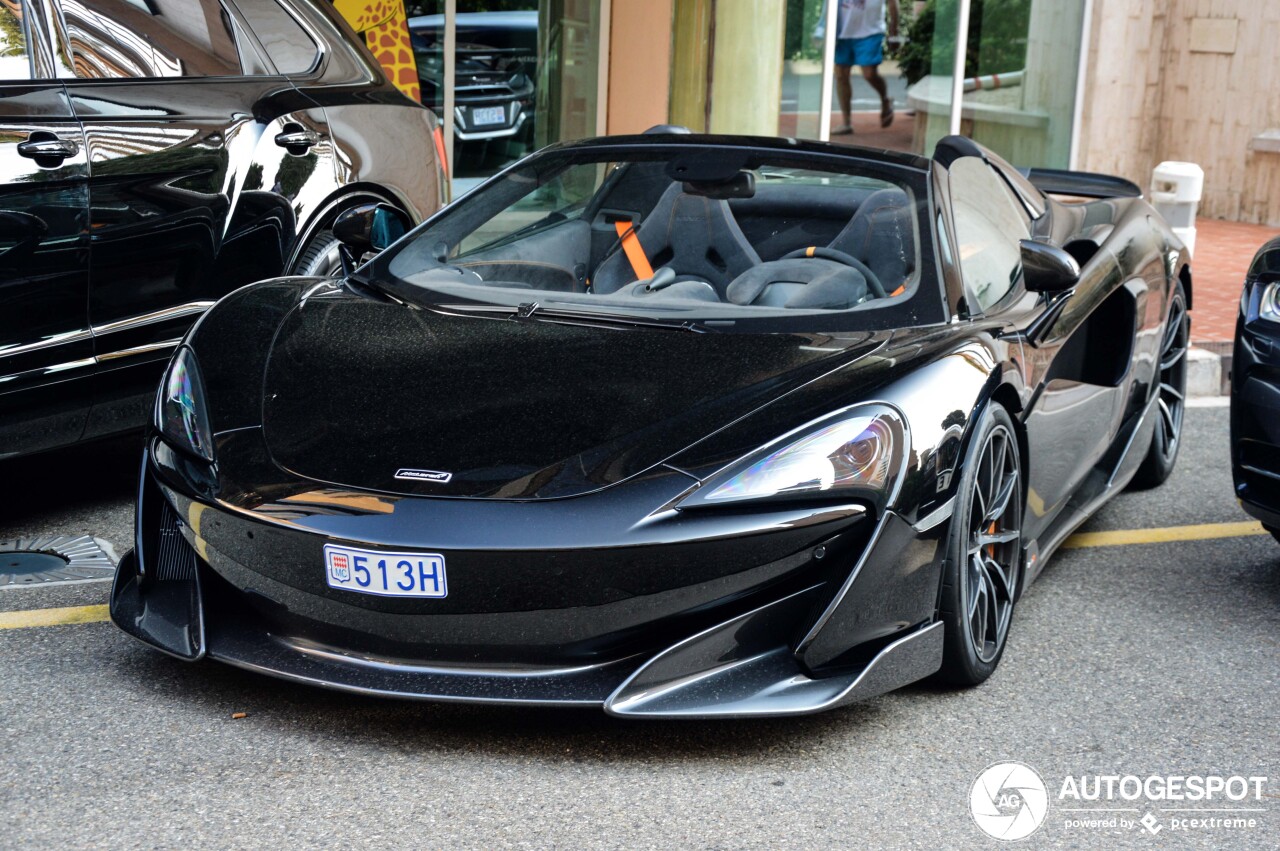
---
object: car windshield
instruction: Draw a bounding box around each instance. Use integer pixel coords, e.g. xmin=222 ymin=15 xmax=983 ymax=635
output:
xmin=377 ymin=143 xmax=928 ymax=325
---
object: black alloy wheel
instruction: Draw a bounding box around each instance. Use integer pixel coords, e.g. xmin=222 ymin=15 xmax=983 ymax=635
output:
xmin=939 ymin=403 xmax=1023 ymax=685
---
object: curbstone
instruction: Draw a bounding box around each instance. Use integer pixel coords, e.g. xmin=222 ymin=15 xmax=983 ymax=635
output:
xmin=1186 ymin=346 xmax=1224 ymax=397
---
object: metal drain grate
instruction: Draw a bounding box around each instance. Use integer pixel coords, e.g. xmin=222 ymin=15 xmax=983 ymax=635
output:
xmin=0 ymin=536 xmax=117 ymax=588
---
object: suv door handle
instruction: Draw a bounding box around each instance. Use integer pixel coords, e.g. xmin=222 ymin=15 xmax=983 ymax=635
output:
xmin=17 ymin=132 xmax=78 ymax=166
xmin=274 ymin=127 xmax=319 ymax=154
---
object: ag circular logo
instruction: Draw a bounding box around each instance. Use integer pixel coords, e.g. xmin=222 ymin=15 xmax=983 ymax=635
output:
xmin=970 ymin=761 xmax=1049 ymax=841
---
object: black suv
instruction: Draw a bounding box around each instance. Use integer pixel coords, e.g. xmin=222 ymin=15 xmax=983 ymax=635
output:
xmin=0 ymin=0 xmax=445 ymax=459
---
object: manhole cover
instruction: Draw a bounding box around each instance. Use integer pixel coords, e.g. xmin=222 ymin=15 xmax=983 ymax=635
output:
xmin=0 ymin=536 xmax=116 ymax=588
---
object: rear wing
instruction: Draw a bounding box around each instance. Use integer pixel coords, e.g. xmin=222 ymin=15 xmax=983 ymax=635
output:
xmin=1021 ymin=168 xmax=1143 ymax=199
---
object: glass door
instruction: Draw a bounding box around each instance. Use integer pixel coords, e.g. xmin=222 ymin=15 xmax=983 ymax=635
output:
xmin=779 ymin=0 xmax=960 ymax=156
xmin=957 ymin=0 xmax=1088 ymax=168
xmin=778 ymin=0 xmax=825 ymax=140
xmin=404 ymin=0 xmax=602 ymax=196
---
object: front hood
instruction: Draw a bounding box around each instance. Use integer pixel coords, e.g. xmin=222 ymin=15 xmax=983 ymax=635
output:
xmin=261 ymin=294 xmax=882 ymax=499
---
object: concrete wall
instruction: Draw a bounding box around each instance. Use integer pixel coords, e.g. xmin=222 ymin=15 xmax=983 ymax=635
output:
xmin=664 ymin=0 xmax=785 ymax=135
xmin=706 ymin=0 xmax=785 ymax=135
xmin=606 ymin=0 xmax=674 ymax=134
xmin=1079 ymin=0 xmax=1280 ymax=225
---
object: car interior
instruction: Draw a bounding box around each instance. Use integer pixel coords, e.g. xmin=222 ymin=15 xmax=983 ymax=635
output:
xmin=395 ymin=153 xmax=920 ymax=312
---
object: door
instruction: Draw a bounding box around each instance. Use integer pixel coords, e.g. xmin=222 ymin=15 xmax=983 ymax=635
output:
xmin=0 ymin=1 xmax=93 ymax=459
xmin=45 ymin=0 xmax=334 ymax=438
xmin=947 ymin=154 xmax=1120 ymax=536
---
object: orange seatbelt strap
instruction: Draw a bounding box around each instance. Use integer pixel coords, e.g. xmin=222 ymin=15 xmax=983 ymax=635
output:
xmin=615 ymin=220 xmax=654 ymax=280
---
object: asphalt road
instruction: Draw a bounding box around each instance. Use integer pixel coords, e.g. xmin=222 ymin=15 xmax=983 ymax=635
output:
xmin=0 ymin=403 xmax=1277 ymax=850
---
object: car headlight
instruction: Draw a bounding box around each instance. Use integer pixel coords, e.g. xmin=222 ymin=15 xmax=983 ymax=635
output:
xmin=679 ymin=404 xmax=907 ymax=509
xmin=1259 ymin=282 xmax=1280 ymax=323
xmin=157 ymin=347 xmax=214 ymax=462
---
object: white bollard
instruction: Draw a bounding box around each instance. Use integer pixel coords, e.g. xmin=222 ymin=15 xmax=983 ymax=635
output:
xmin=1150 ymin=161 xmax=1204 ymax=255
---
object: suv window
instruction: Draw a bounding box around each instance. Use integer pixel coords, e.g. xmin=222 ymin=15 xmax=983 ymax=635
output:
xmin=949 ymin=157 xmax=1031 ymax=312
xmin=0 ymin=1 xmax=31 ymax=81
xmin=233 ymin=0 xmax=319 ymax=75
xmin=59 ymin=0 xmax=242 ymax=79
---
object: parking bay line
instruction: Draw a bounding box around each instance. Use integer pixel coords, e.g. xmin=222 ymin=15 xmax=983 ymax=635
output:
xmin=0 ymin=522 xmax=1268 ymax=632
xmin=1060 ymin=520 xmax=1267 ymax=550
xmin=0 ymin=604 xmax=109 ymax=631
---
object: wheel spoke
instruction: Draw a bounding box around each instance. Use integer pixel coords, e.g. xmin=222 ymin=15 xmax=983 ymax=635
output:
xmin=1158 ymin=397 xmax=1176 ymax=441
xmin=973 ymin=582 xmax=989 ymax=650
xmin=984 ymin=469 xmax=1019 ymax=524
xmin=1160 ymin=381 xmax=1184 ymax=402
xmin=1160 ymin=344 xmax=1187 ymax=372
xmin=1161 ymin=308 xmax=1183 ymax=352
xmin=977 ymin=529 xmax=1020 ymax=547
xmin=967 ymin=554 xmax=984 ymax=618
xmin=971 ymin=484 xmax=987 ymax=532
xmin=984 ymin=555 xmax=1014 ymax=602
xmin=979 ymin=439 xmax=996 ymax=512
xmin=984 ymin=575 xmax=1001 ymax=643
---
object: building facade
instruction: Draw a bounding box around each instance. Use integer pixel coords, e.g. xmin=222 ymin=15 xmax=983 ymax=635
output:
xmin=403 ymin=0 xmax=1274 ymax=225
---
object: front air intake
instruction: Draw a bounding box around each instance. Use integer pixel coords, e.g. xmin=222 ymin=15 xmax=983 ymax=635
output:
xmin=155 ymin=502 xmax=197 ymax=582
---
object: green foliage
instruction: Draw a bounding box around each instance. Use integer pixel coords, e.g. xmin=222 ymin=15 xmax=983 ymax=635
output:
xmin=0 ymin=8 xmax=25 ymax=58
xmin=897 ymin=0 xmax=1030 ymax=85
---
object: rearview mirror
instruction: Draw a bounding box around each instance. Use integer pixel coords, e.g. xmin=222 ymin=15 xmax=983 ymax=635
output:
xmin=333 ymin=203 xmax=411 ymax=268
xmin=1020 ymin=238 xmax=1080 ymax=294
xmin=682 ymin=170 xmax=756 ymax=200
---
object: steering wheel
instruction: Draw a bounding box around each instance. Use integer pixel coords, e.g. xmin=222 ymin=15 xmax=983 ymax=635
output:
xmin=781 ymin=246 xmax=887 ymax=299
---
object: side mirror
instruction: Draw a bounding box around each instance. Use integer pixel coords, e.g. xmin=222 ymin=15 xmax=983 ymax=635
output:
xmin=333 ymin=203 xmax=411 ymax=272
xmin=1020 ymin=238 xmax=1080 ymax=294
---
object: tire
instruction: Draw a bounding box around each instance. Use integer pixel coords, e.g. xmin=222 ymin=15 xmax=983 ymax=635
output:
xmin=289 ymin=228 xmax=344 ymax=278
xmin=938 ymin=403 xmax=1024 ymax=686
xmin=1266 ymin=525 xmax=1280 ymax=545
xmin=1130 ymin=280 xmax=1189 ymax=489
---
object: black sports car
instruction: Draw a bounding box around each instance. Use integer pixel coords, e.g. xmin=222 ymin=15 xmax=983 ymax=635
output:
xmin=1231 ymin=236 xmax=1280 ymax=540
xmin=110 ymin=133 xmax=1191 ymax=717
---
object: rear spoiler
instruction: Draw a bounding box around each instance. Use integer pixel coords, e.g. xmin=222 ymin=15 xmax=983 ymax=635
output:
xmin=1021 ymin=168 xmax=1143 ymax=199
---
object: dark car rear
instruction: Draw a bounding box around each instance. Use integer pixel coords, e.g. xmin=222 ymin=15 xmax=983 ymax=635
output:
xmin=0 ymin=0 xmax=444 ymax=461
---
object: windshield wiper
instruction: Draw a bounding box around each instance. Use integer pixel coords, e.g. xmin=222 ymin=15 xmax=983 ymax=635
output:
xmin=445 ymin=301 xmax=713 ymax=333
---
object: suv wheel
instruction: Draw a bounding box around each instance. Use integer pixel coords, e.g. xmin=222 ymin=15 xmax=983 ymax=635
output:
xmin=290 ymin=228 xmax=344 ymax=278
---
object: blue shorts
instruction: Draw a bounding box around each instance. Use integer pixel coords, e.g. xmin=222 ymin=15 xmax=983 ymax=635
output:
xmin=835 ymin=34 xmax=884 ymax=68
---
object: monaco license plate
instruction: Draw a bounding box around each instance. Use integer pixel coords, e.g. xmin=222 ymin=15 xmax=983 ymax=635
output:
xmin=324 ymin=544 xmax=447 ymax=598
xmin=471 ymin=105 xmax=506 ymax=126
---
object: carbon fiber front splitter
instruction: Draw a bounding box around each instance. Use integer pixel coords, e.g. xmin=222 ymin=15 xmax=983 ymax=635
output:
xmin=111 ymin=546 xmax=944 ymax=717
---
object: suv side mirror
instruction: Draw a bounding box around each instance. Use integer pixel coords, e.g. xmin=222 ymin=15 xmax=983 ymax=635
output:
xmin=1020 ymin=238 xmax=1080 ymax=294
xmin=333 ymin=203 xmax=411 ymax=272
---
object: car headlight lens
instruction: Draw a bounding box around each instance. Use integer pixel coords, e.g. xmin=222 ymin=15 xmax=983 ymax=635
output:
xmin=680 ymin=405 xmax=907 ymax=509
xmin=158 ymin=347 xmax=214 ymax=462
xmin=1259 ymin=282 xmax=1280 ymax=323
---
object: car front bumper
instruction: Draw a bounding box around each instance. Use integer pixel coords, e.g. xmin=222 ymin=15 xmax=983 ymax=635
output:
xmin=110 ymin=438 xmax=948 ymax=717
xmin=1232 ymin=303 xmax=1280 ymax=529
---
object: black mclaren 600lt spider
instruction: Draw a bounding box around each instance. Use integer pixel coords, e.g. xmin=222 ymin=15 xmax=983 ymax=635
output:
xmin=110 ymin=133 xmax=1192 ymax=718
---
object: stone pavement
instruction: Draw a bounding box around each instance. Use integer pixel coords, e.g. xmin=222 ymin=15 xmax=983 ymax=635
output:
xmin=1190 ymin=217 xmax=1280 ymax=343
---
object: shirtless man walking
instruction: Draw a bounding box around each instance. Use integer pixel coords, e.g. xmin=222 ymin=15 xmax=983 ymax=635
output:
xmin=815 ymin=0 xmax=900 ymax=134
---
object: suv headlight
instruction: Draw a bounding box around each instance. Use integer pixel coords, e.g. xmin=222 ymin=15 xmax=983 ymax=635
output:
xmin=157 ymin=347 xmax=214 ymax=462
xmin=678 ymin=404 xmax=907 ymax=510
xmin=1259 ymin=282 xmax=1280 ymax=323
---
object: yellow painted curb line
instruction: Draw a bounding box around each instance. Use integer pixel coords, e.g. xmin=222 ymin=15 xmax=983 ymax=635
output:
xmin=1061 ymin=520 xmax=1268 ymax=550
xmin=0 ymin=604 xmax=110 ymax=631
